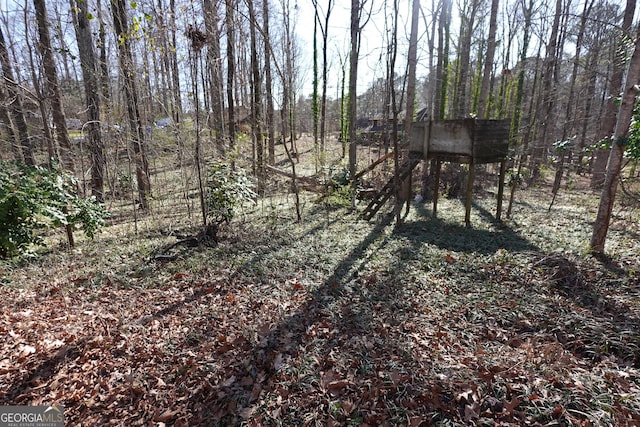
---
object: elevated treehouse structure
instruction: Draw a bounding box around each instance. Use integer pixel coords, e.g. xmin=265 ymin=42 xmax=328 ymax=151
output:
xmin=361 ymin=119 xmax=511 ymax=226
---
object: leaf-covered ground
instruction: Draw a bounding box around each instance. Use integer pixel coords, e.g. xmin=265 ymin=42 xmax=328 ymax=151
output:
xmin=1 ymin=183 xmax=639 ymax=426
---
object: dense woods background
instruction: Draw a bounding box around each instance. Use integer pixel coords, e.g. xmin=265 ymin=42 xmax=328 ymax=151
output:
xmin=1 ymin=0 xmax=639 ymax=253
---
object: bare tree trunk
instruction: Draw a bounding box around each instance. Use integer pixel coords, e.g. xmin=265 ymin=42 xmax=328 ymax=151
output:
xmin=422 ymin=0 xmax=450 ymax=200
xmin=225 ymin=0 xmax=236 ymax=157
xmin=530 ymin=0 xmax=563 ymax=183
xmin=591 ymin=0 xmax=635 ymax=189
xmin=388 ymin=0 xmax=401 ymax=224
xmin=548 ymin=0 xmax=594 ymax=210
xmin=24 ymin=10 xmax=56 ymax=165
xmin=476 ymin=0 xmax=498 ymax=119
xmin=154 ymin=0 xmax=169 ymax=115
xmin=339 ymin=52 xmax=347 ymax=157
xmin=496 ymin=2 xmax=517 ymax=119
xmin=282 ymin=1 xmax=297 ymax=157
xmin=0 ymin=24 xmax=33 ymax=166
xmin=312 ymin=14 xmax=319 ymax=170
xmin=169 ymin=0 xmax=182 ymax=124
xmin=0 ymin=82 xmax=22 ymax=162
xmin=263 ymin=0 xmax=276 ymax=165
xmin=577 ymin=44 xmax=600 ymax=172
xmin=111 ymin=0 xmax=151 ymax=209
xmin=404 ymin=0 xmax=419 ymax=134
xmin=453 ymin=0 xmax=479 ymax=118
xmin=185 ymin=31 xmax=207 ymax=226
xmin=52 ymin=4 xmax=73 ymax=82
xmin=590 ymin=24 xmax=640 ymax=254
xmin=204 ymin=0 xmax=224 ymax=142
xmin=399 ymin=0 xmax=420 ymax=218
xmin=34 ymin=0 xmax=75 ymax=174
xmin=423 ymin=0 xmax=437 ymax=119
xmin=438 ymin=0 xmax=452 ymax=119
xmin=277 ymin=0 xmax=301 ymax=218
xmin=505 ymin=0 xmax=535 ymax=218
xmin=97 ymin=0 xmax=111 ymax=105
xmin=247 ymin=0 xmax=264 ymax=191
xmin=319 ymin=1 xmax=333 ymax=166
xmin=348 ymin=0 xmax=363 ymax=183
xmin=71 ymin=0 xmax=105 ymax=202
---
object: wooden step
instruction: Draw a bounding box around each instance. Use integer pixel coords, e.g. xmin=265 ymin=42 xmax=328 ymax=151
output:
xmin=360 ymin=157 xmax=420 ymax=220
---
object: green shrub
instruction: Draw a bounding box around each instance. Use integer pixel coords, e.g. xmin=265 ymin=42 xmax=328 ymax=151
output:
xmin=324 ymin=167 xmax=353 ymax=208
xmin=205 ymin=162 xmax=256 ymax=225
xmin=0 ymin=162 xmax=108 ymax=258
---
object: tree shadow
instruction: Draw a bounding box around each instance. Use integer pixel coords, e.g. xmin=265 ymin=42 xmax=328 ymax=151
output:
xmin=405 ymin=201 xmax=537 ymax=254
xmin=181 ymin=214 xmax=419 ymax=423
xmin=534 ymin=253 xmax=640 ymax=366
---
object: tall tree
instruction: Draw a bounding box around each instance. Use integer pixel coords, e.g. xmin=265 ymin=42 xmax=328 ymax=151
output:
xmin=33 ymin=0 xmax=75 ymax=173
xmin=225 ymin=0 xmax=236 ymax=156
xmin=0 ymin=25 xmax=32 ymax=165
xmin=348 ymin=0 xmax=370 ymax=182
xmin=422 ymin=0 xmax=451 ymax=200
xmin=505 ymin=0 xmax=535 ymax=218
xmin=549 ymin=0 xmax=595 ymax=209
xmin=476 ymin=0 xmax=498 ymax=119
xmin=278 ymin=0 xmax=298 ymax=157
xmin=577 ymin=2 xmax=615 ymax=171
xmin=204 ymin=0 xmax=224 ymax=141
xmin=404 ymin=0 xmax=420 ymax=134
xmin=591 ymin=0 xmax=635 ymax=189
xmin=590 ymin=23 xmax=640 ymax=254
xmin=436 ymin=0 xmax=452 ymax=119
xmin=24 ymin=6 xmax=56 ymax=164
xmin=387 ymin=0 xmax=401 ymax=223
xmin=0 ymin=81 xmax=22 ymax=162
xmin=263 ymin=0 xmax=275 ymax=165
xmin=169 ymin=0 xmax=182 ymax=124
xmin=111 ymin=0 xmax=152 ymax=209
xmin=71 ymin=0 xmax=106 ymax=202
xmin=530 ymin=0 xmax=563 ymax=182
xmin=453 ymin=0 xmax=481 ymax=118
xmin=247 ymin=0 xmax=264 ymax=190
xmin=186 ymin=24 xmax=208 ymax=227
xmin=312 ymin=9 xmax=320 ymax=169
xmin=97 ymin=0 xmax=111 ymax=105
xmin=422 ymin=0 xmax=437 ymax=119
xmin=399 ymin=0 xmax=420 ymax=219
xmin=319 ymin=1 xmax=333 ymax=165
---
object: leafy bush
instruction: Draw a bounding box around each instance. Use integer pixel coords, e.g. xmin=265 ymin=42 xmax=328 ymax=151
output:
xmin=0 ymin=162 xmax=108 ymax=258
xmin=324 ymin=167 xmax=353 ymax=208
xmin=205 ymin=162 xmax=256 ymax=225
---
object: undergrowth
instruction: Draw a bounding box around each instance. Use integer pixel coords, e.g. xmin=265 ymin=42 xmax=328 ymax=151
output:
xmin=1 ymin=172 xmax=639 ymax=426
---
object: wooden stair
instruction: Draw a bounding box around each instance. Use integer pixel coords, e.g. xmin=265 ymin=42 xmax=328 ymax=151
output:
xmin=360 ymin=156 xmax=421 ymax=220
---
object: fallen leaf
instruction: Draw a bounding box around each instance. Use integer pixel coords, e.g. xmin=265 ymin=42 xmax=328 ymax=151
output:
xmin=444 ymin=253 xmax=457 ymax=264
xmin=273 ymin=353 xmax=284 ymax=370
xmin=239 ymin=406 xmax=255 ymax=419
xmin=18 ymin=344 xmax=36 ymax=357
xmin=154 ymin=409 xmax=179 ymax=422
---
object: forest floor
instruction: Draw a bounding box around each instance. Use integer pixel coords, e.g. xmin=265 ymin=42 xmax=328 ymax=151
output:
xmin=1 ymin=137 xmax=640 ymax=426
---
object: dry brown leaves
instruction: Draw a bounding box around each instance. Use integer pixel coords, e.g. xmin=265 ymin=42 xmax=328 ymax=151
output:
xmin=1 ymin=205 xmax=640 ymax=426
